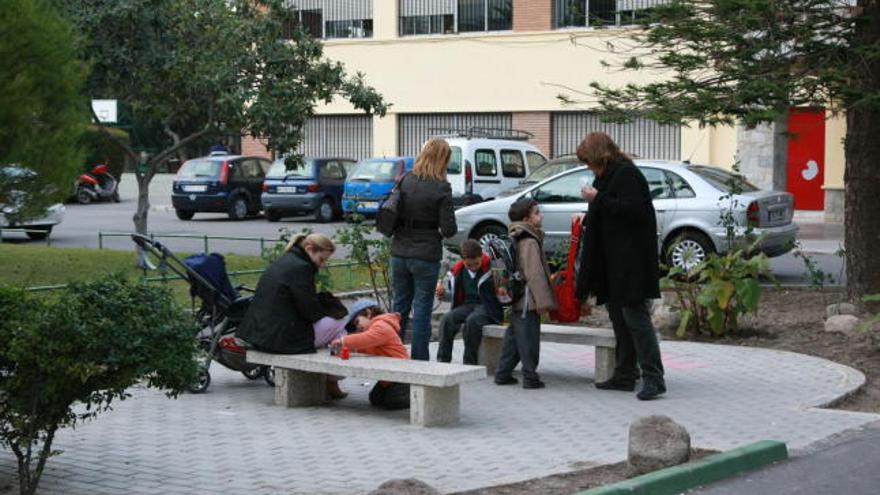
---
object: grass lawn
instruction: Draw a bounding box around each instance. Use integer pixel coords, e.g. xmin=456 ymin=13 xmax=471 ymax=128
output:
xmin=0 ymin=244 xmax=376 ymax=305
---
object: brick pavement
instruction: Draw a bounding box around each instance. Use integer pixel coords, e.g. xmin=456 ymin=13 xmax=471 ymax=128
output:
xmin=1 ymin=341 xmax=877 ymax=494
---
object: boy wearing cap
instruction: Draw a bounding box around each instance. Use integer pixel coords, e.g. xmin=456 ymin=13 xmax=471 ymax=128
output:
xmin=435 ymin=239 xmax=503 ymax=365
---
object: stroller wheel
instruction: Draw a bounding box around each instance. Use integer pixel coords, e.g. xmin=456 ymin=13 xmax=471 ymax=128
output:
xmin=263 ymin=366 xmax=275 ymax=387
xmin=242 ymin=366 xmax=263 ymax=380
xmin=189 ymin=367 xmax=211 ymax=394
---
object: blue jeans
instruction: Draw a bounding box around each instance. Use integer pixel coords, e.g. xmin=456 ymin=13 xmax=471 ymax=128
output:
xmin=391 ymin=256 xmax=440 ymax=361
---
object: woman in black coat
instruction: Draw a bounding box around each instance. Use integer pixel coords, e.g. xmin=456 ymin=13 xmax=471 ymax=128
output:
xmin=391 ymin=138 xmax=457 ymax=361
xmin=237 ymin=233 xmax=336 ymax=355
xmin=574 ymin=132 xmax=666 ymax=401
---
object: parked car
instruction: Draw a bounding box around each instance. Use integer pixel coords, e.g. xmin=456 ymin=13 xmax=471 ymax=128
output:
xmin=430 ymin=128 xmax=547 ymax=206
xmin=446 ymin=158 xmax=799 ymax=269
xmin=496 ymin=155 xmax=583 ymax=198
xmin=172 ymin=152 xmax=272 ymax=220
xmin=342 ymin=156 xmax=415 ymax=215
xmin=0 ymin=165 xmax=65 ymax=240
xmin=261 ymin=157 xmax=356 ymax=222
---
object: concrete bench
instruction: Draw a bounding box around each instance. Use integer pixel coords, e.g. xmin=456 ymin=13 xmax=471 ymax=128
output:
xmin=247 ymin=350 xmax=486 ymax=427
xmin=480 ymin=324 xmax=617 ymax=383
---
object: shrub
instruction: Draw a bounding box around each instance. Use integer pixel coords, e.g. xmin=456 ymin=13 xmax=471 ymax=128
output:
xmin=334 ymin=212 xmax=394 ymax=310
xmin=0 ymin=275 xmax=199 ymax=495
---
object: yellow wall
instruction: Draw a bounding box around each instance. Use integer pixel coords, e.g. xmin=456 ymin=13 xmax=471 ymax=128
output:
xmin=824 ymin=111 xmax=846 ymax=189
xmin=312 ymin=3 xmax=843 ymax=188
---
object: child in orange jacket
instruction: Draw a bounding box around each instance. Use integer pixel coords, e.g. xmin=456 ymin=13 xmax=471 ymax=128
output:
xmin=332 ymin=300 xmax=410 ymax=409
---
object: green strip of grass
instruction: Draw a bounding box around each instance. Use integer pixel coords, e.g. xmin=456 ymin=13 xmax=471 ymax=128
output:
xmin=0 ymin=245 xmax=376 ymax=304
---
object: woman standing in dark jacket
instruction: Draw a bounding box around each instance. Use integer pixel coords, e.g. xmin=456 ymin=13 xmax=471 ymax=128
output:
xmin=237 ymin=233 xmax=336 ymax=355
xmin=391 ymin=138 xmax=457 ymax=361
xmin=574 ymin=132 xmax=666 ymax=401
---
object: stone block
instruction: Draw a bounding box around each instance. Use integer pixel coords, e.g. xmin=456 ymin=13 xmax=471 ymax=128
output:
xmin=368 ymin=478 xmax=441 ymax=495
xmin=275 ymin=369 xmax=326 ymax=407
xmin=826 ymin=302 xmax=857 ymax=318
xmin=628 ymin=415 xmax=691 ymax=475
xmin=410 ymin=385 xmax=460 ymax=427
xmin=824 ymin=314 xmax=861 ymax=337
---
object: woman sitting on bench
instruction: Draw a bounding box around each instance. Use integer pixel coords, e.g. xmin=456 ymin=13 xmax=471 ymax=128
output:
xmin=331 ymin=300 xmax=410 ymax=410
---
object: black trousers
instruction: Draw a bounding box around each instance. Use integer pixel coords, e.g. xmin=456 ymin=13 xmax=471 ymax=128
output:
xmin=496 ymin=310 xmax=541 ymax=383
xmin=436 ymin=304 xmax=496 ymax=365
xmin=606 ymin=299 xmax=665 ymax=385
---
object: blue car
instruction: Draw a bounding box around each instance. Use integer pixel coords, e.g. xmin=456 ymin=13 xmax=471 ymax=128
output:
xmin=261 ymin=157 xmax=356 ymax=223
xmin=342 ymin=156 xmax=415 ymax=215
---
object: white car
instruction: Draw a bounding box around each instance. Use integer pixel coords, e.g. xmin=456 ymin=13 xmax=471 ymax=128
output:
xmin=0 ymin=165 xmax=65 ymax=240
xmin=428 ymin=128 xmax=547 ymax=206
xmin=445 ymin=158 xmax=799 ymax=269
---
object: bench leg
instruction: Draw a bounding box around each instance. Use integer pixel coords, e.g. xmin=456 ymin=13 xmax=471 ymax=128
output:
xmin=410 ymin=385 xmax=460 ymax=427
xmin=275 ymin=369 xmax=326 ymax=407
xmin=594 ymin=346 xmax=616 ymax=384
xmin=478 ymin=337 xmax=502 ymax=376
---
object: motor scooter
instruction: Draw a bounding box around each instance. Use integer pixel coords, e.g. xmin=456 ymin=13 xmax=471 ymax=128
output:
xmin=74 ymin=164 xmax=119 ymax=204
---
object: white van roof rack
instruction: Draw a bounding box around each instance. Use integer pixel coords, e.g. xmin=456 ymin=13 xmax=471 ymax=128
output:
xmin=428 ymin=127 xmax=534 ymax=141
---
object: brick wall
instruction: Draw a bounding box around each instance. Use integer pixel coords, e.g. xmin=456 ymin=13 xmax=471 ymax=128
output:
xmin=241 ymin=134 xmax=272 ymax=159
xmin=513 ymin=112 xmax=552 ymax=157
xmin=513 ymin=0 xmax=553 ymax=32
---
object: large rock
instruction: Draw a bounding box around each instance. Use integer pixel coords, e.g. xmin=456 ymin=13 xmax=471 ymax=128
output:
xmin=651 ymin=302 xmax=681 ymax=334
xmin=824 ymin=314 xmax=861 ymax=337
xmin=368 ymin=479 xmax=441 ymax=495
xmin=628 ymin=415 xmax=691 ymax=475
xmin=826 ymin=302 xmax=858 ymax=319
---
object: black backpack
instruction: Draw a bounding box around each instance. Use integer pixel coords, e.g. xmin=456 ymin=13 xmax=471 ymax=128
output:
xmin=485 ymin=235 xmax=525 ymax=306
xmin=376 ymin=174 xmax=408 ymax=238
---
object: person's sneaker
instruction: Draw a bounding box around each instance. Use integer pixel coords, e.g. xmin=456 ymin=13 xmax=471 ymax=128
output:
xmin=594 ymin=377 xmax=636 ymax=392
xmin=495 ymin=376 xmax=519 ymax=386
xmin=636 ymin=382 xmax=666 ymax=401
xmin=523 ymin=380 xmax=545 ymax=389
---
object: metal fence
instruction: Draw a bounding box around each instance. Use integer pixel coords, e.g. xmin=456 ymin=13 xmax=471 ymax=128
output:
xmin=552 ymin=112 xmax=681 ymax=159
xmin=301 ymin=114 xmax=373 ymax=160
xmin=398 ymin=113 xmax=513 ymax=156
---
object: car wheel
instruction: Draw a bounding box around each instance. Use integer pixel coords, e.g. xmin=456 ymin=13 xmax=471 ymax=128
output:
xmin=265 ymin=209 xmax=281 ymax=222
xmin=315 ymin=198 xmax=334 ymax=223
xmin=665 ymin=231 xmax=714 ymax=270
xmin=228 ymin=196 xmax=248 ymax=220
xmin=25 ymin=226 xmax=52 ymax=240
xmin=76 ymin=188 xmax=92 ymax=205
xmin=473 ymin=223 xmax=507 ymax=251
xmin=175 ymin=209 xmax=195 ymax=220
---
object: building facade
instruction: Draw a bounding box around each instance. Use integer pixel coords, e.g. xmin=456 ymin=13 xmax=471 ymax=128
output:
xmin=242 ymin=0 xmax=845 ymax=220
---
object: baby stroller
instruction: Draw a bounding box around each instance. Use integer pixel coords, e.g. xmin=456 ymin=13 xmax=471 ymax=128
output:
xmin=131 ymin=233 xmax=274 ymax=393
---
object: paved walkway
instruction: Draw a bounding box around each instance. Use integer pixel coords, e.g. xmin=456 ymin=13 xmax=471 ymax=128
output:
xmin=1 ymin=341 xmax=876 ymax=495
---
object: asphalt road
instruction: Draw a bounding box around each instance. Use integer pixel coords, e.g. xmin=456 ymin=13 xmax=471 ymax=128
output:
xmin=0 ymin=174 xmax=846 ymax=286
xmin=690 ymin=422 xmax=880 ymax=495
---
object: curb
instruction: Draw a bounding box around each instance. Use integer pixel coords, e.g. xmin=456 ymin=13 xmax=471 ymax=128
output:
xmin=574 ymin=440 xmax=788 ymax=495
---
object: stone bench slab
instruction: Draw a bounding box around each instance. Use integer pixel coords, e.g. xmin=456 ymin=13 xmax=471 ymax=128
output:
xmin=247 ymin=350 xmax=487 ymax=427
xmin=481 ymin=324 xmax=617 ymax=382
xmin=248 ymin=350 xmax=485 ymax=387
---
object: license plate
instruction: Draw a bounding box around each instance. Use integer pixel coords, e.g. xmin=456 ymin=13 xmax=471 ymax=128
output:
xmin=769 ymin=209 xmax=785 ymax=221
xmin=360 ymin=201 xmax=379 ymax=209
xmin=182 ymin=185 xmax=207 ymax=192
xmin=276 ymin=186 xmax=297 ymax=193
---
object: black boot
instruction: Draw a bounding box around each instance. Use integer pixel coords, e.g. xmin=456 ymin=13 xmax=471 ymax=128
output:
xmin=636 ymin=381 xmax=666 ymax=400
xmin=595 ymin=377 xmax=636 ymax=392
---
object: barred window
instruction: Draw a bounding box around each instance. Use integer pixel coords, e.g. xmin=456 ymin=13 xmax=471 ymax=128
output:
xmin=554 ymin=0 xmax=668 ymax=29
xmin=284 ymin=0 xmax=373 ymax=39
xmin=399 ymin=0 xmax=512 ymax=36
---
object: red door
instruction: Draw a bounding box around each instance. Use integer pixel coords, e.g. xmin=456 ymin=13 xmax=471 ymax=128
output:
xmin=787 ymin=108 xmax=825 ymax=210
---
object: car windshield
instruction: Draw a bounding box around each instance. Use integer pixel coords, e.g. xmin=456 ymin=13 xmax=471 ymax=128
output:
xmin=267 ymin=159 xmax=314 ymax=179
xmin=349 ymin=160 xmax=400 ymax=181
xmin=524 ymin=161 xmax=582 ymax=183
xmin=178 ymin=159 xmax=223 ymax=179
xmin=688 ymin=165 xmax=759 ymax=193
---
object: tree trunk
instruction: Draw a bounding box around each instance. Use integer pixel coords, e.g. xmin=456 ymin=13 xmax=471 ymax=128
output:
xmin=845 ymin=1 xmax=880 ymax=313
xmin=133 ymin=167 xmax=156 ymax=268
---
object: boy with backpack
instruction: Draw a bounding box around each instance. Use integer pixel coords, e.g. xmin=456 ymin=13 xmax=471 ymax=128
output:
xmin=493 ymin=197 xmax=557 ymax=389
xmin=435 ymin=239 xmax=503 ymax=365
